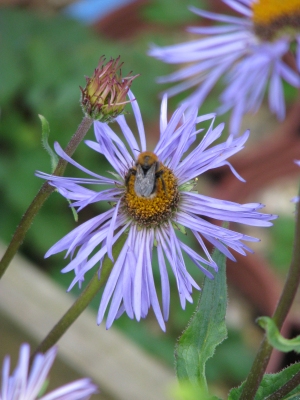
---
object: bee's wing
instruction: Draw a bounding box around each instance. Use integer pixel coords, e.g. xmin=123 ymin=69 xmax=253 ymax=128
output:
xmin=134 ymin=164 xmax=156 ymax=198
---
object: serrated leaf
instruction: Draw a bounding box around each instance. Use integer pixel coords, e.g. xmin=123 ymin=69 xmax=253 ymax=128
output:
xmin=257 ymin=316 xmax=300 ymax=353
xmin=39 ymin=114 xmax=58 ymax=172
xmin=228 ymin=363 xmax=300 ymax=399
xmin=175 ymin=248 xmax=227 ymax=392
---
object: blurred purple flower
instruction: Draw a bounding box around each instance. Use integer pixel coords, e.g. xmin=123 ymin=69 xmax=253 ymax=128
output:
xmin=37 ymin=92 xmax=276 ymax=331
xmin=0 ymin=344 xmax=98 ymax=400
xmin=149 ymin=0 xmax=300 ymax=136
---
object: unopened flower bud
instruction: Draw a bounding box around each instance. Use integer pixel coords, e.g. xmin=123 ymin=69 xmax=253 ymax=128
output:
xmin=80 ymin=56 xmax=138 ymax=122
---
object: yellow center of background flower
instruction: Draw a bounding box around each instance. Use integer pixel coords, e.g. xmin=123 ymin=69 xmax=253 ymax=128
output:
xmin=252 ymin=0 xmax=300 ymax=40
xmin=123 ymin=165 xmax=179 ymax=227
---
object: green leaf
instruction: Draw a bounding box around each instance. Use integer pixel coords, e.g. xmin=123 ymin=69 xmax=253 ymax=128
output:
xmin=39 ymin=114 xmax=58 ymax=172
xmin=175 ymin=248 xmax=227 ymax=392
xmin=142 ymin=0 xmax=206 ymax=26
xmin=38 ymin=115 xmax=78 ymax=221
xmin=228 ymin=363 xmax=300 ymax=399
xmin=257 ymin=316 xmax=300 ymax=353
xmin=170 ymin=381 xmax=222 ymax=400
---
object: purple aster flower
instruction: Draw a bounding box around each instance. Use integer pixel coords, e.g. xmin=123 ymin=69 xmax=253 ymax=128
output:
xmin=36 ymin=92 xmax=276 ymax=331
xmin=0 ymin=344 xmax=98 ymax=400
xmin=149 ymin=0 xmax=300 ymax=136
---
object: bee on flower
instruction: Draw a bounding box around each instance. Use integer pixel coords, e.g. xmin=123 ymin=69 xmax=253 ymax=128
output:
xmin=36 ymin=92 xmax=276 ymax=331
xmin=125 ymin=151 xmax=167 ymax=199
xmin=149 ymin=0 xmax=300 ymax=136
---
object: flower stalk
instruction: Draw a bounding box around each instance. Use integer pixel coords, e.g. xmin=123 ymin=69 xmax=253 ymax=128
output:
xmin=240 ymin=200 xmax=300 ymax=399
xmin=0 ymin=116 xmax=93 ymax=279
xmin=266 ymin=368 xmax=300 ymax=400
xmin=31 ymin=234 xmax=127 ymax=360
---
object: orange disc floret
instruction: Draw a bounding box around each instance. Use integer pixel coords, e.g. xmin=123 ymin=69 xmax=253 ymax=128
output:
xmin=252 ymin=0 xmax=300 ymax=40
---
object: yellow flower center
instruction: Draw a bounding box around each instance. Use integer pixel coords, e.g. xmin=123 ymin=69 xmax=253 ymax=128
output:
xmin=123 ymin=165 xmax=179 ymax=227
xmin=252 ymin=0 xmax=300 ymax=40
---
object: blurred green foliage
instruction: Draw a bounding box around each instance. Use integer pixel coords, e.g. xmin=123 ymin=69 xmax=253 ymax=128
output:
xmin=142 ymin=0 xmax=207 ymax=26
xmin=268 ymin=216 xmax=294 ymax=273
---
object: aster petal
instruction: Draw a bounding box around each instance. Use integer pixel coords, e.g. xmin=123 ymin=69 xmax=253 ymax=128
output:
xmin=177 ymin=54 xmax=241 ymax=111
xmin=116 ymin=116 xmax=141 ymax=161
xmin=133 ymin=229 xmax=146 ymax=321
xmin=179 ymin=241 xmax=215 ymax=279
xmin=121 ymin=248 xmax=135 ymax=318
xmin=159 ymin=93 xmax=169 ymax=134
xmin=167 ymin=222 xmax=200 ymax=291
xmin=277 ymin=61 xmax=300 ymax=88
xmin=67 ymin=220 xmax=130 ymax=289
xmin=221 ymin=0 xmax=252 ymax=16
xmin=188 ymin=25 xmax=241 ymax=35
xmin=1 ymin=345 xmax=97 ymax=400
xmin=97 ymin=236 xmax=129 ymax=325
xmin=190 ymin=6 xmax=252 ymax=26
xmin=155 ymin=102 xmax=188 ymax=155
xmin=91 ymin=122 xmax=133 ymax=167
xmin=53 ymin=142 xmax=107 ymax=180
xmin=176 ymin=211 xmax=254 ymax=261
xmin=26 ymin=349 xmax=57 ymax=400
xmin=92 ymin=130 xmax=128 ymax=175
xmin=41 ymin=379 xmax=97 ymax=400
xmin=144 ymin=229 xmax=165 ymax=331
xmin=176 ymin=125 xmax=249 ymax=183
xmin=85 ymin=137 xmax=131 ymax=170
xmin=181 ymin=192 xmax=277 ymax=226
xmin=127 ymin=90 xmax=146 ymax=152
xmin=229 ymin=97 xmax=245 ymax=138
xmin=158 ymin=227 xmax=198 ymax=309
xmin=36 ymin=171 xmax=115 ymax=186
xmin=269 ymin=65 xmax=285 ymax=120
xmin=1 ymin=357 xmax=10 ymax=400
xmin=45 ymin=211 xmax=113 ymax=258
xmin=191 ymin=230 xmax=218 ymax=270
xmin=106 ymin=199 xmax=121 ymax=261
xmin=105 ymin=274 xmax=125 ymax=329
xmin=157 ymin=240 xmax=171 ymax=320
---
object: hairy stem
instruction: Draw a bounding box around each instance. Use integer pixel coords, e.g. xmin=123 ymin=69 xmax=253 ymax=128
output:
xmin=240 ymin=200 xmax=300 ymax=399
xmin=30 ymin=234 xmax=126 ymax=360
xmin=0 ymin=116 xmax=93 ymax=279
xmin=266 ymin=368 xmax=300 ymax=400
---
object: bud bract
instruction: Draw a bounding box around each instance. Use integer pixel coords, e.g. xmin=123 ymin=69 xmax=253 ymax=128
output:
xmin=80 ymin=56 xmax=138 ymax=122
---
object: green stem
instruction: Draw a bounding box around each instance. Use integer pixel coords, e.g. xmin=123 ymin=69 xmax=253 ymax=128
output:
xmin=240 ymin=201 xmax=300 ymax=399
xmin=266 ymin=368 xmax=300 ymax=400
xmin=31 ymin=234 xmax=127 ymax=360
xmin=0 ymin=116 xmax=93 ymax=279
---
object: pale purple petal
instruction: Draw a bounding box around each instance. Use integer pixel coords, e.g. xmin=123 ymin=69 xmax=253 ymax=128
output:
xmin=1 ymin=345 xmax=97 ymax=400
xmin=149 ymin=1 xmax=299 ymax=136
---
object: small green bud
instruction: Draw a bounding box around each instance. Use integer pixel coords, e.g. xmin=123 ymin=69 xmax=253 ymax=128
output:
xmin=80 ymin=56 xmax=138 ymax=123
